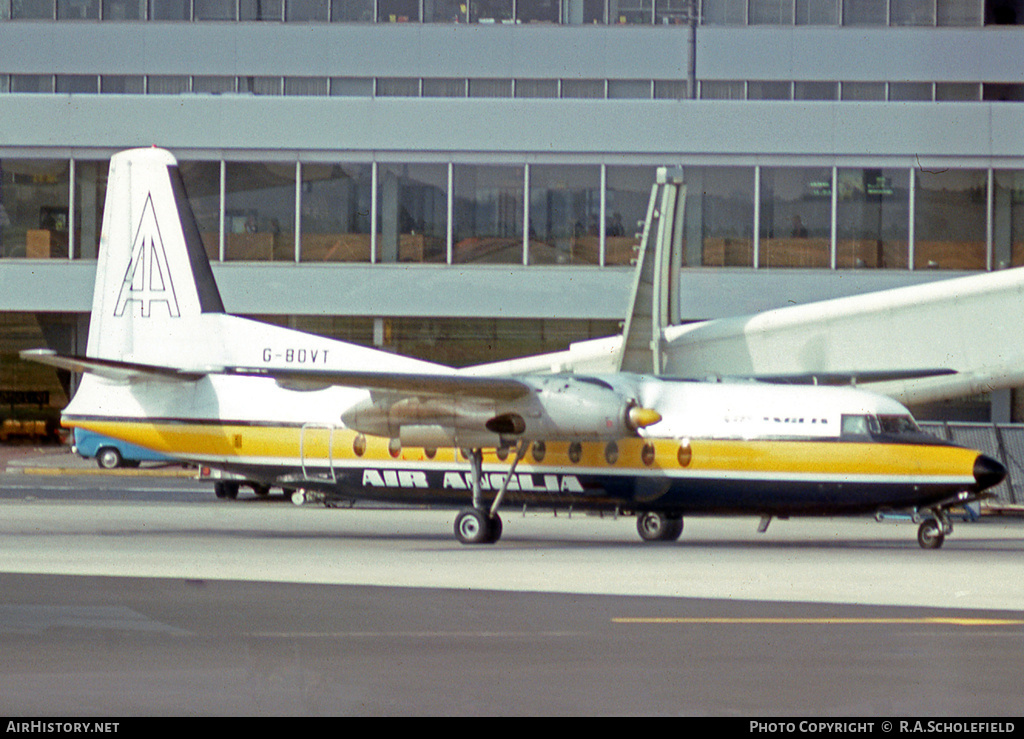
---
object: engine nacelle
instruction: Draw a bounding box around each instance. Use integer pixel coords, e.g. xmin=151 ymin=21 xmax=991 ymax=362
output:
xmin=339 ymin=376 xmax=660 ymax=448
xmin=515 ymin=376 xmax=657 ymax=441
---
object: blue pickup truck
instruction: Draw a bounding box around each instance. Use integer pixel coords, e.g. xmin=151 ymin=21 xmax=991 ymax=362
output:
xmin=72 ymin=428 xmax=174 ymax=469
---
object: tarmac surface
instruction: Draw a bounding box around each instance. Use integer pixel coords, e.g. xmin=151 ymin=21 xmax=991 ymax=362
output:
xmin=2 ymin=442 xmax=1023 ymax=715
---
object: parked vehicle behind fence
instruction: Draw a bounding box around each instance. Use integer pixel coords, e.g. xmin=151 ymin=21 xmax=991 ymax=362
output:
xmin=72 ymin=428 xmax=175 ymax=469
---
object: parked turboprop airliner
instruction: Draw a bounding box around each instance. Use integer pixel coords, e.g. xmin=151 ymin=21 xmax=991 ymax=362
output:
xmin=22 ymin=148 xmax=1006 ymax=549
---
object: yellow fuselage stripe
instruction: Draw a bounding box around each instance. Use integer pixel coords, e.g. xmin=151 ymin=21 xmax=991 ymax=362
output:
xmin=71 ymin=419 xmax=979 ymax=479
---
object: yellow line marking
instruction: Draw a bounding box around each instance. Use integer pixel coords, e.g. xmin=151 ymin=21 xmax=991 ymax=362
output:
xmin=612 ymin=617 xmax=1024 ymax=627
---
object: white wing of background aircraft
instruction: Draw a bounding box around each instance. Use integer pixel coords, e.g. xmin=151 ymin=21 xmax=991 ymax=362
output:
xmin=472 ymin=168 xmax=1024 ymax=411
xmin=21 ymin=150 xmax=1009 ymax=549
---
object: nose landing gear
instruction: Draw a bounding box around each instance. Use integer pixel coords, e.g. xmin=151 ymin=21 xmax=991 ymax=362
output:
xmin=917 ymin=512 xmax=952 ymax=550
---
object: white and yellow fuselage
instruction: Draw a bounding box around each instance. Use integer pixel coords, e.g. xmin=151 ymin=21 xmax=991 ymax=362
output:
xmin=62 ymin=371 xmax=991 ymax=517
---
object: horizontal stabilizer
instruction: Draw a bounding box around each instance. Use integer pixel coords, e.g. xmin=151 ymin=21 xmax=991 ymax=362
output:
xmin=224 ymin=366 xmax=533 ymax=400
xmin=750 ymin=368 xmax=957 ymax=386
xmin=20 ymin=349 xmax=208 ymax=384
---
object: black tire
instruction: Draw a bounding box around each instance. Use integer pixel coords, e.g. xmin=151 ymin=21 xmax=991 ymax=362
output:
xmin=96 ymin=447 xmax=123 ymax=470
xmin=637 ymin=511 xmax=684 ymax=542
xmin=917 ymin=519 xmax=945 ymax=549
xmin=454 ymin=509 xmax=501 ymax=545
xmin=214 ymin=481 xmax=240 ymax=500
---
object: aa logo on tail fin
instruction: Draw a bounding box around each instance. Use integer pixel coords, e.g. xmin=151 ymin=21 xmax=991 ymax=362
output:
xmin=114 ymin=193 xmax=180 ymax=319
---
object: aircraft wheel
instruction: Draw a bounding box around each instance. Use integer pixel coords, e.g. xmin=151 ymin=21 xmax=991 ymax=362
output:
xmin=637 ymin=511 xmax=684 ymax=542
xmin=291 ymin=489 xmax=306 ymax=506
xmin=454 ymin=509 xmax=501 ymax=545
xmin=96 ymin=447 xmax=124 ymax=470
xmin=214 ymin=481 xmax=239 ymax=500
xmin=917 ymin=519 xmax=945 ymax=550
xmin=252 ymin=484 xmax=271 ymax=497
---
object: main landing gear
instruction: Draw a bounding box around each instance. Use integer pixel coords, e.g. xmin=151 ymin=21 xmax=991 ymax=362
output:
xmin=454 ymin=507 xmax=503 ymax=545
xmin=636 ymin=511 xmax=684 ymax=542
xmin=454 ymin=443 xmax=528 ymax=545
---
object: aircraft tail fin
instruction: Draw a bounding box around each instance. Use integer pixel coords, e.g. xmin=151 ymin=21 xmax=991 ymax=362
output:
xmin=87 ymin=147 xmax=224 ymax=362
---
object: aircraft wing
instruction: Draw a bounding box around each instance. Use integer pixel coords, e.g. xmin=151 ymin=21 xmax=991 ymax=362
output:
xmin=223 ymin=366 xmax=533 ymax=400
xmin=223 ymin=366 xmax=653 ymax=447
xmin=20 ymin=349 xmax=208 ymax=383
xmin=21 ymin=349 xmax=533 ymax=401
xmin=750 ymin=369 xmax=957 ymax=386
xmin=657 ymin=267 xmax=1024 ymax=406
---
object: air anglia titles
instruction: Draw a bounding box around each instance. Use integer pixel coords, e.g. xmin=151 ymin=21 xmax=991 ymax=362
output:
xmin=361 ymin=469 xmax=585 ymax=493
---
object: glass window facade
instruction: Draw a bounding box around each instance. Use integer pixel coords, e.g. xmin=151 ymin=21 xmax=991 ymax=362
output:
xmin=194 ymin=0 xmax=234 ymax=19
xmin=224 ymin=161 xmax=296 ymax=262
xmin=468 ymin=78 xmax=512 ymax=97
xmin=299 ymin=162 xmax=374 ymax=263
xmin=56 ymin=0 xmax=97 ymax=17
xmin=240 ymin=0 xmax=283 ymax=19
xmin=102 ymin=75 xmax=145 ymax=94
xmin=914 ymin=168 xmax=987 ymax=269
xmin=515 ymin=79 xmax=558 ymax=98
xmin=0 ymin=0 xmax=994 ymax=23
xmin=0 ymin=72 xmax=1006 ymax=102
xmin=149 ymin=0 xmax=190 ymax=19
xmin=423 ymin=78 xmax=466 ymax=97
xmin=378 ymin=0 xmax=419 ymax=21
xmin=747 ymin=81 xmax=791 ymax=100
xmin=561 ymin=79 xmax=605 ymax=98
xmin=610 ymin=0 xmax=653 ymax=23
xmin=0 ymin=159 xmax=70 ymax=258
xmin=891 ymin=0 xmax=935 ymax=23
xmin=691 ymin=166 xmax=755 ymax=267
xmin=796 ymin=0 xmax=838 ymax=23
xmin=994 ymin=170 xmax=1024 ymax=268
xmin=376 ymin=163 xmax=448 ymax=263
xmin=606 ymin=166 xmax=658 ymax=265
xmin=11 ymin=0 xmax=55 ymax=17
xmin=452 ymin=165 xmax=524 ymax=264
xmin=423 ymin=0 xmax=467 ymax=22
xmin=703 ymin=0 xmax=746 ymax=23
xmin=178 ymin=160 xmax=222 ymax=261
xmin=750 ymin=0 xmax=793 ymax=24
xmin=843 ymin=0 xmax=887 ymax=23
xmin=0 ymin=156 xmax=1018 ymax=274
xmin=102 ymin=0 xmax=145 ymax=17
xmin=11 ymin=75 xmax=53 ymax=93
xmin=836 ymin=167 xmax=909 ymax=269
xmin=470 ymin=0 xmax=512 ymax=22
xmin=72 ymin=159 xmax=107 ymax=260
xmin=287 ymin=0 xmax=328 ymax=21
xmin=519 ymin=0 xmax=560 ymax=22
xmin=528 ymin=165 xmax=601 ymax=265
xmin=759 ymin=166 xmax=832 ymax=268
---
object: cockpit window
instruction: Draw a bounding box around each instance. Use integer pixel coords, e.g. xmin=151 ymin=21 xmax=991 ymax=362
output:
xmin=841 ymin=414 xmax=872 ymax=437
xmin=842 ymin=413 xmax=921 ymax=439
xmin=877 ymin=414 xmax=921 ymax=435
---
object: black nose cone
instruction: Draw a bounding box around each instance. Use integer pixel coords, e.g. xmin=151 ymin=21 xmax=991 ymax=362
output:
xmin=974 ymin=455 xmax=1007 ymax=491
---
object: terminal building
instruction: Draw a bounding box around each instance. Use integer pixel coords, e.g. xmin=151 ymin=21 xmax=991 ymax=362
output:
xmin=2 ymin=0 xmax=1024 ymax=420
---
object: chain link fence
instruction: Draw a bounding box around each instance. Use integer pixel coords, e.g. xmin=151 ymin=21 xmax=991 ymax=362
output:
xmin=919 ymin=422 xmax=1024 ymax=506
